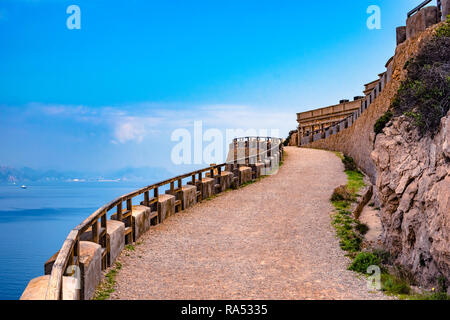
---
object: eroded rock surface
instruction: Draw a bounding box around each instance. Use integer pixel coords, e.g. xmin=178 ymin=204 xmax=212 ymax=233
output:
xmin=371 ymin=112 xmax=450 ymax=288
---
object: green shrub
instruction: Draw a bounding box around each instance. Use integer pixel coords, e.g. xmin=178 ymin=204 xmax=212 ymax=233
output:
xmin=389 ymin=17 xmax=450 ymax=136
xmin=348 ymin=252 xmax=380 ymax=273
xmin=381 ymin=273 xmax=411 ymax=295
xmin=438 ymin=275 xmax=448 ymax=293
xmin=436 ymin=15 xmax=450 ymax=38
xmin=374 ymin=110 xmax=393 ymax=134
xmin=342 ymin=155 xmax=358 ymax=171
xmin=372 ymin=249 xmax=392 ymax=265
xmin=340 ymin=235 xmax=362 ymax=253
xmin=284 ymin=130 xmax=297 ymax=146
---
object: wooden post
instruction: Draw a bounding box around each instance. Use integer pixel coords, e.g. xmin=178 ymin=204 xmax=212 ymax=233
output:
xmin=257 ymin=137 xmax=260 ymax=162
xmin=74 ymin=239 xmax=80 ymax=267
xmin=126 ymin=198 xmax=133 ymax=244
xmin=100 ymin=210 xmax=107 ymax=269
xmin=245 ymin=138 xmax=249 ymax=165
xmin=144 ymin=191 xmax=150 ymax=207
xmin=116 ymin=202 xmax=123 ymax=222
xmin=233 ymin=138 xmax=238 ymax=166
xmin=92 ymin=219 xmax=99 ymax=244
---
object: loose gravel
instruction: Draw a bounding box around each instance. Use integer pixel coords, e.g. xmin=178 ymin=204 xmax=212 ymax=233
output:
xmin=111 ymin=147 xmax=389 ymax=300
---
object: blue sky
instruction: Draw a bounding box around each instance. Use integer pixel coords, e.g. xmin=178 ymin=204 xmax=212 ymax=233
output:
xmin=0 ymin=0 xmax=422 ymax=173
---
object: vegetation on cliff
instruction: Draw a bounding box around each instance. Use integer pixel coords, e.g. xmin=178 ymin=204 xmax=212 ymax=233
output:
xmin=374 ymin=110 xmax=393 ymax=135
xmin=384 ymin=17 xmax=450 ymax=136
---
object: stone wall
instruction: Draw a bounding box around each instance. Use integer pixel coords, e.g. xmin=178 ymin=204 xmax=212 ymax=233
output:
xmin=406 ymin=6 xmax=439 ymax=40
xmin=304 ymin=24 xmax=441 ymax=183
xmin=444 ymin=0 xmax=450 ymax=19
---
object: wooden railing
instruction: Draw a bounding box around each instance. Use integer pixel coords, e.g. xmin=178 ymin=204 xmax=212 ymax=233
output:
xmin=44 ymin=136 xmax=282 ymax=300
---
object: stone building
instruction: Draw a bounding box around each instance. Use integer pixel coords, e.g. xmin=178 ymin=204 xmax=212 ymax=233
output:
xmin=296 ymin=98 xmax=363 ymax=143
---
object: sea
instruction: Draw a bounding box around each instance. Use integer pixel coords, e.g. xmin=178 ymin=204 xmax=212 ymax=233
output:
xmin=0 ymin=181 xmax=167 ymax=300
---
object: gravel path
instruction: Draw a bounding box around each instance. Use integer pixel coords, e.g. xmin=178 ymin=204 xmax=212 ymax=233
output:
xmin=111 ymin=147 xmax=388 ymax=300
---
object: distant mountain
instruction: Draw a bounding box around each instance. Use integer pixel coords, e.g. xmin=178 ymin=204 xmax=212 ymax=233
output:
xmin=0 ymin=165 xmax=173 ymax=183
xmin=108 ymin=167 xmax=173 ymax=183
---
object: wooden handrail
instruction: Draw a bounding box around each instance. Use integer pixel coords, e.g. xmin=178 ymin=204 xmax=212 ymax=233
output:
xmin=45 ymin=229 xmax=79 ymax=300
xmin=44 ymin=136 xmax=282 ymax=299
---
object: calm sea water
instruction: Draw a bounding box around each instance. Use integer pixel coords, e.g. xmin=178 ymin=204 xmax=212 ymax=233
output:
xmin=0 ymin=181 xmax=158 ymax=300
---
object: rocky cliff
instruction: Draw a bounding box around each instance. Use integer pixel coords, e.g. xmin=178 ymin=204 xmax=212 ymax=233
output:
xmin=372 ymin=112 xmax=449 ymax=288
xmin=305 ymin=20 xmax=449 ymax=289
xmin=371 ymin=19 xmax=449 ymax=289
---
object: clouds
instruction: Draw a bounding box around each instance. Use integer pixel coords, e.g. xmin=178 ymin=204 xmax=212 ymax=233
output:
xmin=112 ymin=116 xmax=161 ymax=144
xmin=24 ymin=102 xmax=297 ymax=144
xmin=0 ymin=102 xmax=298 ymax=171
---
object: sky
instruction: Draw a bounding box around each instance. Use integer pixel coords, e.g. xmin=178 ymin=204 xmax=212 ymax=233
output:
xmin=0 ymin=0 xmax=424 ymax=173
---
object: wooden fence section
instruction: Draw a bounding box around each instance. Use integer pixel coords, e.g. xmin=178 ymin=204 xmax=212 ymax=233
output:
xmin=36 ymin=137 xmax=283 ymax=300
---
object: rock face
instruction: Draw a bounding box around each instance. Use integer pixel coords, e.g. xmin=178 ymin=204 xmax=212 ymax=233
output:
xmin=371 ymin=112 xmax=450 ymax=288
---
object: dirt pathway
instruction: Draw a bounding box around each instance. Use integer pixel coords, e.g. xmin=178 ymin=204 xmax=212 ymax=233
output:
xmin=111 ymin=147 xmax=388 ymax=300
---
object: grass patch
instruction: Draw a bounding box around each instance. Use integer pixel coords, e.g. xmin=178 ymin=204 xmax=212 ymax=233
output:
xmin=381 ymin=273 xmax=411 ymax=296
xmin=345 ymin=170 xmax=365 ymax=194
xmin=411 ymin=292 xmax=450 ymax=300
xmin=334 ymin=151 xmax=344 ymax=160
xmin=348 ymin=251 xmax=380 ymax=273
xmin=205 ymin=194 xmax=219 ymax=201
xmin=93 ymin=262 xmax=122 ymax=300
xmin=329 ymin=153 xmax=367 ymax=256
xmin=342 ymin=155 xmax=358 ymax=171
xmin=347 ymin=250 xmax=449 ymax=299
xmin=125 ymin=244 xmax=135 ymax=252
xmin=331 ymin=208 xmax=362 ymax=255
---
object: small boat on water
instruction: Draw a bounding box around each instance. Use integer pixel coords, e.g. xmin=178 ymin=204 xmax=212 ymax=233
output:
xmin=20 ymin=185 xmax=27 ymax=189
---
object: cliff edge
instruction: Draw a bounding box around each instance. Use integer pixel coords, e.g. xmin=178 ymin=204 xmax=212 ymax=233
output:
xmin=371 ymin=19 xmax=449 ymax=289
